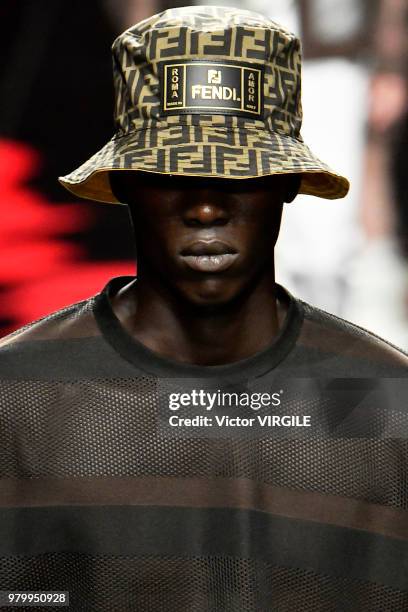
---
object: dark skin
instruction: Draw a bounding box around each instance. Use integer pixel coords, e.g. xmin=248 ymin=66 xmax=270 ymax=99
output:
xmin=109 ymin=171 xmax=301 ymax=366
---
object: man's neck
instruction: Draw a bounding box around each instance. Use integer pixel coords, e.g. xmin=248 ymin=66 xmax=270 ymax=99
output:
xmin=110 ymin=269 xmax=286 ymax=366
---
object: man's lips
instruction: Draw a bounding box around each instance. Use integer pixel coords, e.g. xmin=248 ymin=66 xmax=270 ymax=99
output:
xmin=180 ymin=240 xmax=239 ymax=272
xmin=180 ymin=240 xmax=237 ymax=256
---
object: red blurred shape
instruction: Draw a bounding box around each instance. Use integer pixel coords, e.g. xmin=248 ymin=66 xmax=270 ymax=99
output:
xmin=0 ymin=139 xmax=134 ymax=336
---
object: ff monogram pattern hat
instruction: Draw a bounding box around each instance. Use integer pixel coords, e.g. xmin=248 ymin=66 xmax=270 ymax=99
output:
xmin=59 ymin=5 xmax=350 ymax=204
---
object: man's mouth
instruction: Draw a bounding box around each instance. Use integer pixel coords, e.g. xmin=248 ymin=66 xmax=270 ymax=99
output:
xmin=180 ymin=240 xmax=239 ymax=272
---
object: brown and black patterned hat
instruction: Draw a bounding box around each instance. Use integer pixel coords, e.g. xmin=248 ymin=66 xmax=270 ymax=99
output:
xmin=59 ymin=5 xmax=350 ymax=204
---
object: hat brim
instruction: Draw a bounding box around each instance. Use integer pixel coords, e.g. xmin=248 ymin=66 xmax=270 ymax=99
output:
xmin=59 ymin=125 xmax=349 ymax=204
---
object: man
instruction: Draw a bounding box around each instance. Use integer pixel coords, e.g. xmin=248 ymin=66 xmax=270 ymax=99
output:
xmin=1 ymin=6 xmax=408 ymax=611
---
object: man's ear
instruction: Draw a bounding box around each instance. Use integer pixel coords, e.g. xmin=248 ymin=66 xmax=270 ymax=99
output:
xmin=284 ymin=174 xmax=302 ymax=203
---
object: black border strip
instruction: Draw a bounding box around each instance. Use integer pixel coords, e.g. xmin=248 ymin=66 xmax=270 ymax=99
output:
xmin=1 ymin=506 xmax=407 ymax=592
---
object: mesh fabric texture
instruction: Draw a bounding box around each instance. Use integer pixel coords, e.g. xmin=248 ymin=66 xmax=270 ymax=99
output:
xmin=0 ymin=275 xmax=407 ymax=611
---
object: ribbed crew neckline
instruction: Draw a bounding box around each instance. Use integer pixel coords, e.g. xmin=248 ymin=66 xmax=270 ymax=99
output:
xmin=93 ymin=275 xmax=304 ymax=380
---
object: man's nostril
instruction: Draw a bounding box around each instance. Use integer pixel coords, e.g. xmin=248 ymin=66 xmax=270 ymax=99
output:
xmin=184 ymin=216 xmax=229 ymax=228
xmin=183 ymin=203 xmax=230 ymax=226
xmin=184 ymin=218 xmax=204 ymax=227
xmin=213 ymin=217 xmax=228 ymax=226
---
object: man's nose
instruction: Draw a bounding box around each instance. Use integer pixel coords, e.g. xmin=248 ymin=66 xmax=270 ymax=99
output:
xmin=183 ymin=201 xmax=230 ymax=227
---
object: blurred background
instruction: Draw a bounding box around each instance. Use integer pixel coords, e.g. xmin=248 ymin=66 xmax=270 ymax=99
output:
xmin=1 ymin=0 xmax=407 ymax=348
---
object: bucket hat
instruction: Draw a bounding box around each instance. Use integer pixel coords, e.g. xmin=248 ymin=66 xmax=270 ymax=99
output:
xmin=59 ymin=5 xmax=350 ymax=204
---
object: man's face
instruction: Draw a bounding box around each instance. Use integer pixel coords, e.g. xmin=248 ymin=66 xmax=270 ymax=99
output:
xmin=110 ymin=171 xmax=297 ymax=307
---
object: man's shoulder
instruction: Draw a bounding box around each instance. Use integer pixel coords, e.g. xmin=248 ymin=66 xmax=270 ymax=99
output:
xmin=0 ymin=297 xmax=97 ymax=350
xmin=298 ymin=299 xmax=408 ymax=373
xmin=0 ymin=296 xmax=103 ymax=380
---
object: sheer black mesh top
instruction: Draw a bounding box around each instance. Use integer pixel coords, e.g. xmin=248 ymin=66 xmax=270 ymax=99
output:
xmin=0 ymin=275 xmax=407 ymax=611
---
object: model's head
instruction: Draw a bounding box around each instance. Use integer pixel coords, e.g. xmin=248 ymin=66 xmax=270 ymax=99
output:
xmin=110 ymin=171 xmax=300 ymax=307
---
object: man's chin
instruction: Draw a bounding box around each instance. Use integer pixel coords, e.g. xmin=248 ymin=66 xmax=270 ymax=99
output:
xmin=177 ymin=278 xmax=243 ymax=311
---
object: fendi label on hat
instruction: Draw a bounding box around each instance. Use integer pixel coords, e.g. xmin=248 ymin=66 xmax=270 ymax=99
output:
xmin=161 ymin=60 xmax=264 ymax=118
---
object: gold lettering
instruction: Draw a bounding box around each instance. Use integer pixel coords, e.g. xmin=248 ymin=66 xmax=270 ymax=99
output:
xmin=208 ymin=69 xmax=222 ymax=84
xmin=212 ymin=86 xmax=222 ymax=100
xmin=191 ymin=85 xmax=201 ymax=99
xmin=248 ymin=73 xmax=256 ymax=105
xmin=190 ymin=84 xmax=239 ymax=101
xmin=222 ymin=87 xmax=233 ymax=100
xmin=201 ymin=86 xmax=212 ymax=99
